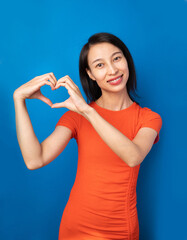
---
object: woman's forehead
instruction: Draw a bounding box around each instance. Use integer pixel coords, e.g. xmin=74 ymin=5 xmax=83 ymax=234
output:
xmin=88 ymin=42 xmax=122 ymax=62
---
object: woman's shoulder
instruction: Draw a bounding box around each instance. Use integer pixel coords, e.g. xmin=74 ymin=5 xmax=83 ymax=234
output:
xmin=137 ymin=103 xmax=162 ymax=119
xmin=56 ymin=109 xmax=81 ymax=126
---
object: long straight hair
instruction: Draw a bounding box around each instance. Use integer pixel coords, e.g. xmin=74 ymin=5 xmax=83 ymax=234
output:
xmin=79 ymin=32 xmax=140 ymax=104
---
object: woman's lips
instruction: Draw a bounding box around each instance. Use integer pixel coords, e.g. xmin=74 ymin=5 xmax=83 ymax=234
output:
xmin=107 ymin=74 xmax=123 ymax=85
xmin=107 ymin=74 xmax=123 ymax=82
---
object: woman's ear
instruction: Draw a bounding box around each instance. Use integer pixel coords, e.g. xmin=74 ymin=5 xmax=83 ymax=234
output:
xmin=86 ymin=68 xmax=96 ymax=81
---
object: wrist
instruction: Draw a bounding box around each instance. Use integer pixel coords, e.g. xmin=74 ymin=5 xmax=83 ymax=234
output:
xmin=13 ymin=94 xmax=26 ymax=107
xmin=81 ymin=105 xmax=95 ymax=121
xmin=13 ymin=91 xmax=25 ymax=102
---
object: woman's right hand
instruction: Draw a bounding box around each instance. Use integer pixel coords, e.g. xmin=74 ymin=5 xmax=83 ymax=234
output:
xmin=13 ymin=72 xmax=57 ymax=107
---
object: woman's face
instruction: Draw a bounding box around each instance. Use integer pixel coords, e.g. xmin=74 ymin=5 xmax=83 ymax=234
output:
xmin=86 ymin=42 xmax=129 ymax=94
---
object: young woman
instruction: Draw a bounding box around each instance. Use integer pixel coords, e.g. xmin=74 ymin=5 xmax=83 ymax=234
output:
xmin=13 ymin=32 xmax=162 ymax=240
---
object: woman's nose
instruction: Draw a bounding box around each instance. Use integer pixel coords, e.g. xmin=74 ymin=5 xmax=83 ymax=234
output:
xmin=107 ymin=63 xmax=118 ymax=75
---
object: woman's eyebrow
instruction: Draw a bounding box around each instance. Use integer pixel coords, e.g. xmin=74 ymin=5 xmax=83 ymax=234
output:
xmin=91 ymin=51 xmax=122 ymax=65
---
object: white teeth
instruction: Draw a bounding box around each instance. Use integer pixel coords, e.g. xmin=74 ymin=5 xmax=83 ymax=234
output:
xmin=109 ymin=76 xmax=121 ymax=83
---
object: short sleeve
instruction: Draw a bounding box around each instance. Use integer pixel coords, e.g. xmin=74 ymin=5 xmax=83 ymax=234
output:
xmin=55 ymin=110 xmax=80 ymax=139
xmin=140 ymin=107 xmax=163 ymax=144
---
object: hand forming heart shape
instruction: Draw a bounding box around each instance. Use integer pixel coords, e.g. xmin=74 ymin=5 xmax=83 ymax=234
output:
xmin=50 ymin=75 xmax=89 ymax=115
xmin=43 ymin=75 xmax=90 ymax=115
xmin=13 ymin=73 xmax=90 ymax=116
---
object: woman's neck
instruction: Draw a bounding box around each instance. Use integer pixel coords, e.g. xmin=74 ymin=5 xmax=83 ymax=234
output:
xmin=95 ymin=91 xmax=133 ymax=111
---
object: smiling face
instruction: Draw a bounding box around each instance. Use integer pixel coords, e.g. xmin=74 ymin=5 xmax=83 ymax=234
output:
xmin=86 ymin=42 xmax=129 ymax=94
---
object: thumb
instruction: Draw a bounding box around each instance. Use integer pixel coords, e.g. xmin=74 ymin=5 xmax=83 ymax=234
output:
xmin=37 ymin=93 xmax=53 ymax=107
xmin=51 ymin=101 xmax=66 ymax=108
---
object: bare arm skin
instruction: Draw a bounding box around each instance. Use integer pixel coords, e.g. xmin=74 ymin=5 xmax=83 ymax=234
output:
xmin=13 ymin=73 xmax=72 ymax=170
xmin=13 ymin=98 xmax=43 ymax=170
xmin=83 ymin=107 xmax=158 ymax=167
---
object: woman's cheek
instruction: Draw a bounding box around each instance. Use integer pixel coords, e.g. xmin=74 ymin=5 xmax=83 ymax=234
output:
xmin=118 ymin=61 xmax=127 ymax=69
xmin=95 ymin=69 xmax=106 ymax=81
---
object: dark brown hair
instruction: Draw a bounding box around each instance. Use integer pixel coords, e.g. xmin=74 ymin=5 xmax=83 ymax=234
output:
xmin=79 ymin=32 xmax=140 ymax=104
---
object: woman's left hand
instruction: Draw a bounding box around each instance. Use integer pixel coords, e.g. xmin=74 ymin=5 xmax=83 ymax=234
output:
xmin=51 ymin=75 xmax=90 ymax=115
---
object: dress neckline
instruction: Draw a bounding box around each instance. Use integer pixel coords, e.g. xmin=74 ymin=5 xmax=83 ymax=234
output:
xmin=91 ymin=101 xmax=136 ymax=113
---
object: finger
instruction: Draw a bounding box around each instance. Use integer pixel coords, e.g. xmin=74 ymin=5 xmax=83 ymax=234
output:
xmin=36 ymin=78 xmax=54 ymax=90
xmin=39 ymin=74 xmax=56 ymax=88
xmin=49 ymin=72 xmax=58 ymax=86
xmin=56 ymin=76 xmax=78 ymax=90
xmin=37 ymin=72 xmax=57 ymax=84
xmin=37 ymin=77 xmax=56 ymax=90
xmin=55 ymin=82 xmax=74 ymax=96
xmin=37 ymin=94 xmax=53 ymax=107
xmin=51 ymin=102 xmax=66 ymax=108
xmin=64 ymin=75 xmax=77 ymax=85
xmin=65 ymin=76 xmax=79 ymax=89
xmin=56 ymin=79 xmax=77 ymax=92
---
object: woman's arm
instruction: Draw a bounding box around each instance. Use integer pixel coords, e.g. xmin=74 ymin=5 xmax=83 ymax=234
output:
xmin=83 ymin=107 xmax=158 ymax=167
xmin=13 ymin=73 xmax=73 ymax=170
xmin=14 ymin=97 xmax=72 ymax=170
xmin=13 ymin=97 xmax=44 ymax=170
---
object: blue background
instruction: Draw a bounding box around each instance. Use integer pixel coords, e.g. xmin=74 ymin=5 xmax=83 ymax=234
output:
xmin=0 ymin=0 xmax=186 ymax=239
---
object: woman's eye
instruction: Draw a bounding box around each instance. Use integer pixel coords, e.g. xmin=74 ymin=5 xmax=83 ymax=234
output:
xmin=96 ymin=63 xmax=103 ymax=68
xmin=114 ymin=56 xmax=121 ymax=61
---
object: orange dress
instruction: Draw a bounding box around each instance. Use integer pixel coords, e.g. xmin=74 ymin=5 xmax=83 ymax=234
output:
xmin=55 ymin=101 xmax=162 ymax=240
